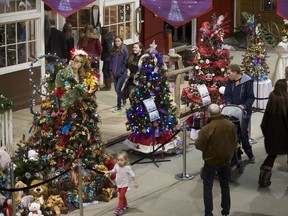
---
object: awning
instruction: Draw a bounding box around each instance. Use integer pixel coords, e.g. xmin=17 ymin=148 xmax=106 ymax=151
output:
xmin=277 ymin=0 xmax=288 ymax=19
xmin=141 ymin=0 xmax=213 ymax=28
xmin=42 ymin=0 xmax=96 ymax=18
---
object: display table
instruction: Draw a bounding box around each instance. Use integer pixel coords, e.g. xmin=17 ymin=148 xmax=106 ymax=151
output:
xmin=253 ymin=79 xmax=273 ymax=109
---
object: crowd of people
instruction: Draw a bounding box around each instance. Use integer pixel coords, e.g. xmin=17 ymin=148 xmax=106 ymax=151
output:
xmin=44 ymin=20 xmax=146 ymax=114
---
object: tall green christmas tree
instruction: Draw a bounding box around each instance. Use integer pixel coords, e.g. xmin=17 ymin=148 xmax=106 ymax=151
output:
xmin=181 ymin=14 xmax=232 ymax=113
xmin=125 ymin=44 xmax=179 ymax=154
xmin=13 ymin=50 xmax=112 ymax=208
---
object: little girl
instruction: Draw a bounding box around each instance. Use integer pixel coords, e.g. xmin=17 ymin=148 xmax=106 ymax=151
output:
xmin=105 ymin=151 xmax=138 ymax=215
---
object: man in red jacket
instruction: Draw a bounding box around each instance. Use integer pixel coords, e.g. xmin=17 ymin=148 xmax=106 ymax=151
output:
xmin=195 ymin=103 xmax=237 ymax=216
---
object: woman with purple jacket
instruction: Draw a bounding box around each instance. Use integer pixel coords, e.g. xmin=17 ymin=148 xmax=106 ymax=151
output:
xmin=110 ymin=36 xmax=129 ymax=113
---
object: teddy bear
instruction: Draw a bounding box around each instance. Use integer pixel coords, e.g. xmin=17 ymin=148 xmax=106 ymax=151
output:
xmin=14 ymin=181 xmax=27 ymax=205
xmin=28 ymin=202 xmax=43 ymax=216
xmin=0 ymin=147 xmax=11 ymax=171
xmin=46 ymin=195 xmax=67 ymax=216
xmin=28 ymin=180 xmax=49 ymax=206
xmin=27 ymin=150 xmax=39 ymax=161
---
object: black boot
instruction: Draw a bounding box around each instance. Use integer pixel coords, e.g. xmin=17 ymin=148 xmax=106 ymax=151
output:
xmin=259 ymin=165 xmax=272 ymax=187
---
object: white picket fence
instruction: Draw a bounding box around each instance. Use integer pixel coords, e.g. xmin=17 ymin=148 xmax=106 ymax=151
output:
xmin=0 ymin=109 xmax=13 ymax=147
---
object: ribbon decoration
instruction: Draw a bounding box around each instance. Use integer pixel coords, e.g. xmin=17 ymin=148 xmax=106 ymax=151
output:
xmin=141 ymin=0 xmax=212 ymax=28
xmin=42 ymin=0 xmax=96 ymax=18
xmin=277 ymin=0 xmax=288 ymax=19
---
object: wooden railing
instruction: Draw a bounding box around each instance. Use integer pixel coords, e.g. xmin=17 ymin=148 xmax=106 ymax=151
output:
xmin=167 ymin=66 xmax=193 ymax=114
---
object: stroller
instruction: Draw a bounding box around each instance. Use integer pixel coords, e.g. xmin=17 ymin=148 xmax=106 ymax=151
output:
xmin=221 ymin=104 xmax=246 ymax=182
xmin=200 ymin=105 xmax=246 ymax=182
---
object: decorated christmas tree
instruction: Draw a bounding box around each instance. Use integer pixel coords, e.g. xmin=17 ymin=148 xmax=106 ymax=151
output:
xmin=11 ymin=50 xmax=114 ymax=211
xmin=240 ymin=12 xmax=269 ymax=80
xmin=124 ymin=43 xmax=179 ymax=154
xmin=181 ymin=14 xmax=233 ymax=116
xmin=241 ymin=36 xmax=269 ymax=80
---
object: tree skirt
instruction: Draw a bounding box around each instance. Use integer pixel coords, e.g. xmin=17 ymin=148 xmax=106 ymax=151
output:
xmin=124 ymin=132 xmax=180 ymax=154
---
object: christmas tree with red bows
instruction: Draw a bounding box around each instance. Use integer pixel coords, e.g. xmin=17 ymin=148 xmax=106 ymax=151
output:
xmin=181 ymin=14 xmax=233 ymax=114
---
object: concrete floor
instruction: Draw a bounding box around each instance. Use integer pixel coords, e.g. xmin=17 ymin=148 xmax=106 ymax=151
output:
xmin=9 ymin=49 xmax=288 ymax=215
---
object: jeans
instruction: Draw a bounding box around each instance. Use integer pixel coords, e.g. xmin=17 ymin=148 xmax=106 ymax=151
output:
xmin=241 ymin=117 xmax=252 ymax=152
xmin=202 ymin=163 xmax=231 ymax=216
xmin=114 ymin=74 xmax=126 ymax=109
xmin=117 ymin=187 xmax=128 ymax=209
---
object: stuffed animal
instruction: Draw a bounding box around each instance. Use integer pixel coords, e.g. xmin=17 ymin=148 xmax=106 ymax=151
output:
xmin=28 ymin=202 xmax=43 ymax=216
xmin=15 ymin=181 xmax=27 ymax=205
xmin=0 ymin=147 xmax=11 ymax=171
xmin=46 ymin=195 xmax=66 ymax=216
xmin=27 ymin=150 xmax=39 ymax=161
xmin=28 ymin=180 xmax=48 ymax=206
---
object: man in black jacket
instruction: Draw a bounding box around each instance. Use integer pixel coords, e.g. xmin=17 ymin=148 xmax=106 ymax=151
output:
xmin=46 ymin=19 xmax=68 ymax=62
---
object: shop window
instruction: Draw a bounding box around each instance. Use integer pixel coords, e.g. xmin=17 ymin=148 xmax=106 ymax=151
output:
xmin=0 ymin=20 xmax=37 ymax=68
xmin=66 ymin=9 xmax=91 ymax=46
xmin=0 ymin=0 xmax=36 ymax=14
xmin=104 ymin=3 xmax=132 ymax=40
xmin=262 ymin=0 xmax=277 ymax=11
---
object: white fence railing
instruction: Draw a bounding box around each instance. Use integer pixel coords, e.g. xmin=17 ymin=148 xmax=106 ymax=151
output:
xmin=0 ymin=109 xmax=13 ymax=147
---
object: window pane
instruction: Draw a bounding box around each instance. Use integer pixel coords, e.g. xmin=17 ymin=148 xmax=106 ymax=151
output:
xmin=7 ymin=45 xmax=16 ymax=66
xmin=118 ymin=5 xmax=125 ymax=23
xmin=0 ymin=25 xmax=5 ymax=46
xmin=125 ymin=4 xmax=131 ymax=22
xmin=79 ymin=9 xmax=90 ymax=28
xmin=7 ymin=24 xmax=16 ymax=44
xmin=110 ymin=6 xmax=117 ymax=24
xmin=0 ymin=47 xmax=6 ymax=68
xmin=18 ymin=43 xmax=26 ymax=64
xmin=17 ymin=22 xmax=26 ymax=42
xmin=119 ymin=24 xmax=125 ymax=39
xmin=1 ymin=0 xmax=37 ymax=13
xmin=28 ymin=20 xmax=36 ymax=41
xmin=126 ymin=22 xmax=131 ymax=39
xmin=104 ymin=7 xmax=109 ymax=25
xmin=28 ymin=41 xmax=36 ymax=60
xmin=110 ymin=25 xmax=117 ymax=38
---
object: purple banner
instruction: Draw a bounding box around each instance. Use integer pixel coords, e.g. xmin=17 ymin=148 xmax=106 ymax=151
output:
xmin=277 ymin=0 xmax=288 ymax=19
xmin=141 ymin=0 xmax=212 ymax=28
xmin=43 ymin=0 xmax=96 ymax=18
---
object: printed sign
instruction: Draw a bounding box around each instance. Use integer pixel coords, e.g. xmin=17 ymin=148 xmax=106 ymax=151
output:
xmin=197 ymin=84 xmax=211 ymax=106
xmin=143 ymin=98 xmax=160 ymax=121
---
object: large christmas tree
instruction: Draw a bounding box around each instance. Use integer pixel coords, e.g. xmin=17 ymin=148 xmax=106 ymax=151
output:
xmin=181 ymin=14 xmax=232 ymax=113
xmin=13 ymin=50 xmax=113 ymax=210
xmin=124 ymin=44 xmax=179 ymax=154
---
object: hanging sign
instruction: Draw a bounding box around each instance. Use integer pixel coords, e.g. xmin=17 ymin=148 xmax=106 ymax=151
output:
xmin=141 ymin=0 xmax=212 ymax=28
xmin=42 ymin=0 xmax=96 ymax=18
xmin=277 ymin=0 xmax=288 ymax=19
xmin=143 ymin=98 xmax=160 ymax=122
xmin=197 ymin=84 xmax=211 ymax=106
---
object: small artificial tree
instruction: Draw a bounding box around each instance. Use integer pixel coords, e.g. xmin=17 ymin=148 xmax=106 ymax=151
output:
xmin=125 ymin=43 xmax=179 ymax=153
xmin=181 ymin=14 xmax=232 ymax=114
xmin=241 ymin=12 xmax=270 ymax=80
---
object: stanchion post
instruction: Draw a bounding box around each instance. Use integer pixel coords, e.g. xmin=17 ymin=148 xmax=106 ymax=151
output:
xmin=9 ymin=162 xmax=16 ymax=216
xmin=77 ymin=159 xmax=84 ymax=216
xmin=248 ymin=117 xmax=257 ymax=144
xmin=175 ymin=122 xmax=194 ymax=181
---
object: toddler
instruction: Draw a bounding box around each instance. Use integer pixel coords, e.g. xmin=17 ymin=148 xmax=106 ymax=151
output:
xmin=105 ymin=151 xmax=138 ymax=215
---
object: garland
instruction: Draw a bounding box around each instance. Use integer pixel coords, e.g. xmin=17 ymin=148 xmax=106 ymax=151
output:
xmin=0 ymin=94 xmax=14 ymax=114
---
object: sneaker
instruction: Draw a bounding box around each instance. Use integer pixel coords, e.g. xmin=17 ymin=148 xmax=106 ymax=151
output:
xmin=245 ymin=150 xmax=255 ymax=162
xmin=114 ymin=208 xmax=122 ymax=215
xmin=112 ymin=107 xmax=121 ymax=113
xmin=122 ymin=204 xmax=129 ymax=211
